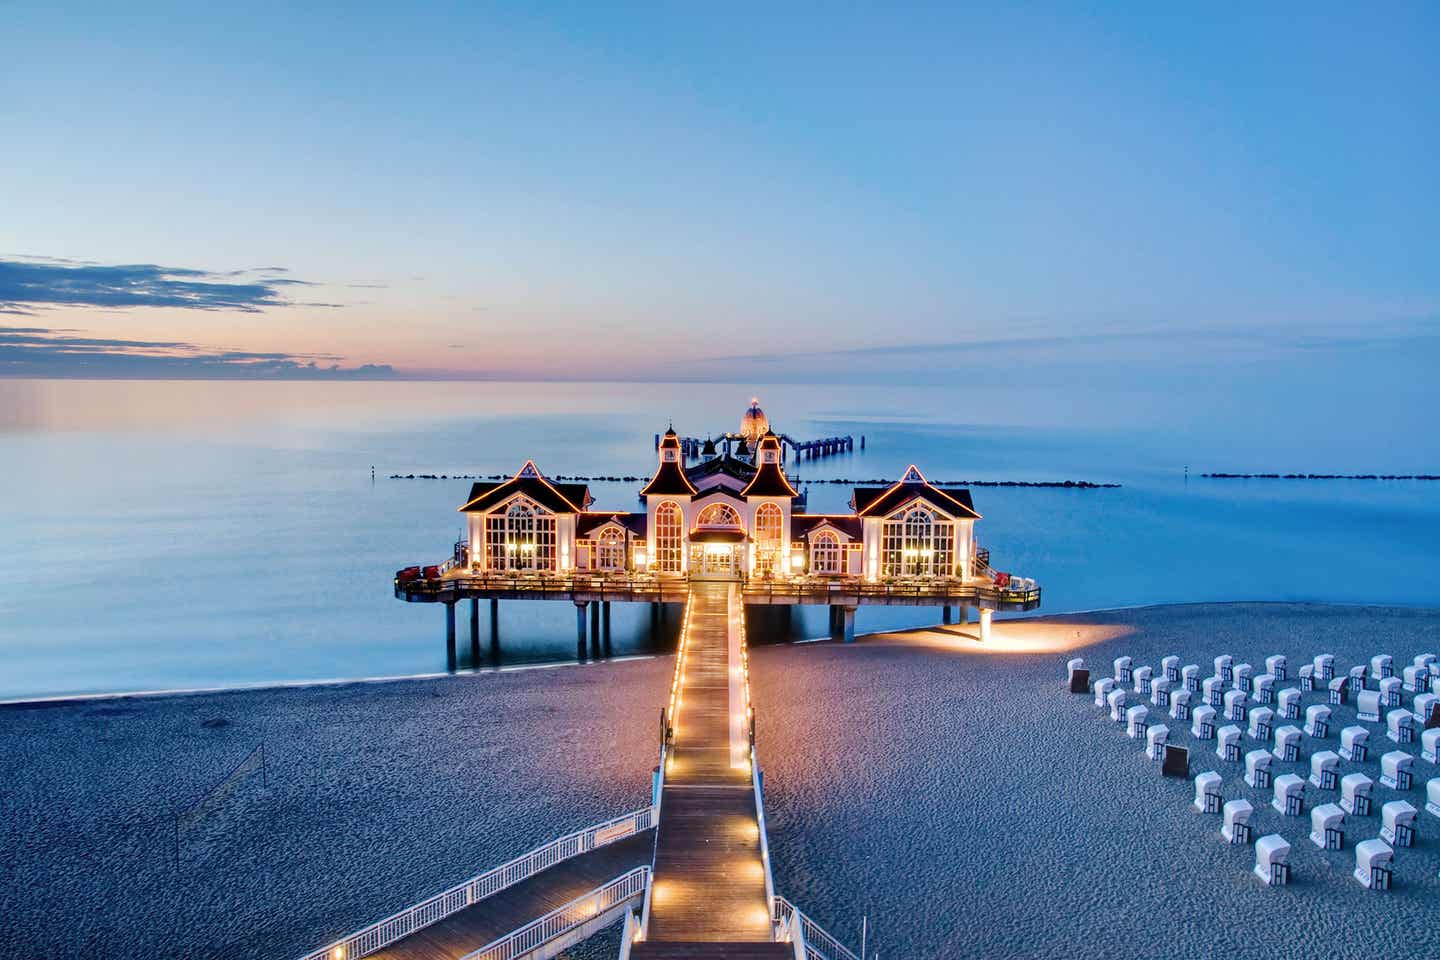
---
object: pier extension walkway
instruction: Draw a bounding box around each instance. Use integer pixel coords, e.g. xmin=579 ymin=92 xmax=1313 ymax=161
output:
xmin=298 ymin=582 xmax=858 ymax=960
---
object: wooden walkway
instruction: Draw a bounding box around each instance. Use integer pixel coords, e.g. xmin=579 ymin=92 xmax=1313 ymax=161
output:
xmin=367 ymin=830 xmax=654 ymax=960
xmin=632 ymin=583 xmax=788 ymax=960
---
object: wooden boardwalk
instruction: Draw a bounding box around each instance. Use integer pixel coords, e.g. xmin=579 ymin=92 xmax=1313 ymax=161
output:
xmin=632 ymin=583 xmax=788 ymax=959
xmin=367 ymin=830 xmax=653 ymax=960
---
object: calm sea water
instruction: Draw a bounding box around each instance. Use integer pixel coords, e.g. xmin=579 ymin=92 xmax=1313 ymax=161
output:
xmin=1 ymin=379 xmax=1436 ymax=699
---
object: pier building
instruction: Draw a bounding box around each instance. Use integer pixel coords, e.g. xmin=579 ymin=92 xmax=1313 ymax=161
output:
xmin=396 ymin=401 xmax=1040 ymax=664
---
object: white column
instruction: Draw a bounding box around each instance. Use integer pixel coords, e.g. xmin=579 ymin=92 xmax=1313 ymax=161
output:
xmin=980 ymin=608 xmax=993 ymax=642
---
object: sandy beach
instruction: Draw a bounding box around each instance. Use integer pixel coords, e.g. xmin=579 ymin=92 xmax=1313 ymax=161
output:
xmin=3 ymin=602 xmax=1437 ymax=960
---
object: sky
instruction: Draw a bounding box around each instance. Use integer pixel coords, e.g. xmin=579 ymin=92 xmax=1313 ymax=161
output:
xmin=1 ymin=2 xmax=1437 ymax=385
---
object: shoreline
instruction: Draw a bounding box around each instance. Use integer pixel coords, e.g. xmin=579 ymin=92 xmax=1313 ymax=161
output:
xmin=6 ymin=597 xmax=1436 ymax=708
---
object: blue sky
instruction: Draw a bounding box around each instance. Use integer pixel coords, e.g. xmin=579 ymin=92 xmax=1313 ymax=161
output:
xmin=2 ymin=2 xmax=1436 ymax=382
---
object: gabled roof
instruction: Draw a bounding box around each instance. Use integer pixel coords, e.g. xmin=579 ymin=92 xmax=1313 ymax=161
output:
xmin=578 ymin=511 xmax=646 ymax=537
xmin=851 ymin=464 xmax=981 ymax=519
xmin=458 ymin=460 xmax=591 ymax=514
xmin=640 ymin=429 xmax=698 ymax=497
xmin=790 ymin=514 xmax=862 ymax=539
xmin=689 ymin=455 xmax=756 ymax=484
xmin=741 ymin=433 xmax=799 ymax=498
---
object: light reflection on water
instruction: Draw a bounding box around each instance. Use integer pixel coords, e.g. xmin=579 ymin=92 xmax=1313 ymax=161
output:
xmin=0 ymin=379 xmax=1436 ymax=699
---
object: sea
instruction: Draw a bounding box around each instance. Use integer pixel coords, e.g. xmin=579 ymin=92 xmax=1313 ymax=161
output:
xmin=1 ymin=378 xmax=1436 ymax=700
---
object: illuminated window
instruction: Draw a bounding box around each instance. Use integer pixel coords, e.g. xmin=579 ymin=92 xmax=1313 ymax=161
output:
xmin=485 ymin=498 xmax=556 ymax=571
xmin=655 ymin=501 xmax=683 ymax=573
xmin=754 ymin=502 xmax=783 ymax=574
xmin=695 ymin=502 xmax=743 ymax=528
xmin=596 ymin=526 xmax=625 ymax=570
xmin=810 ymin=531 xmax=841 ymax=574
xmin=881 ymin=505 xmax=952 ymax=577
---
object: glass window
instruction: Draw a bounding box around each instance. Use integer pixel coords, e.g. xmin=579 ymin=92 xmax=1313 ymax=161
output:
xmin=655 ymin=501 xmax=683 ymax=573
xmin=810 ymin=531 xmax=841 ymax=574
xmin=596 ymin=526 xmax=625 ymax=570
xmin=485 ymin=498 xmax=556 ymax=571
xmin=754 ymin=502 xmax=783 ymax=574
xmin=696 ymin=502 xmax=742 ymax=527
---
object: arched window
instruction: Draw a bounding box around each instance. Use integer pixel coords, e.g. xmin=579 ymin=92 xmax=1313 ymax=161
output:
xmin=485 ymin=498 xmax=556 ymax=571
xmin=753 ymin=502 xmax=783 ymax=574
xmin=810 ymin=531 xmax=841 ymax=574
xmin=654 ymin=501 xmax=683 ymax=573
xmin=596 ymin=526 xmax=625 ymax=570
xmin=882 ymin=504 xmax=953 ymax=577
xmin=695 ymin=502 xmax=743 ymax=528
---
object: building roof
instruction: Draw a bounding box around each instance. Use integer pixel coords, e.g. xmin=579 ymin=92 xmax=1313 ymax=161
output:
xmin=790 ymin=514 xmax=863 ymax=539
xmin=689 ymin=528 xmax=746 ymax=543
xmin=741 ymin=433 xmax=799 ymax=498
xmin=640 ymin=430 xmax=698 ymax=497
xmin=577 ymin=511 xmax=646 ymax=537
xmin=851 ymin=465 xmax=981 ymax=519
xmin=458 ymin=461 xmax=591 ymax=514
xmin=689 ymin=455 xmax=756 ymax=484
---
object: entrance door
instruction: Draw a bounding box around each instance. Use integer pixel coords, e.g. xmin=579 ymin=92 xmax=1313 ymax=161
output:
xmin=697 ymin=544 xmax=738 ymax=579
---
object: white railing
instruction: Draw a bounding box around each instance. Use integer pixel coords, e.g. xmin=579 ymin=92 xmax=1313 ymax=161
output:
xmin=297 ymin=807 xmax=655 ymax=960
xmin=459 ymin=867 xmax=650 ymax=960
xmin=773 ymin=897 xmax=861 ymax=960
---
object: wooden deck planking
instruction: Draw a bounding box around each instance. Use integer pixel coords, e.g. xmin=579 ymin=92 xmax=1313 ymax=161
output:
xmin=367 ymin=830 xmax=654 ymax=960
xmin=644 ymin=583 xmax=774 ymax=945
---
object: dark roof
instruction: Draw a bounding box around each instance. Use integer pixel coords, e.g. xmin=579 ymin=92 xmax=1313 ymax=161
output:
xmin=578 ymin=512 xmax=646 ymax=536
xmin=458 ymin=463 xmax=591 ymax=514
xmin=741 ymin=434 xmax=799 ymax=498
xmin=851 ymin=468 xmax=980 ymax=519
xmin=701 ymin=437 xmax=717 ymax=456
xmin=689 ymin=529 xmax=746 ymax=543
xmin=689 ymin=455 xmax=756 ymax=484
xmin=734 ymin=437 xmax=750 ymax=457
xmin=790 ymin=514 xmax=862 ymax=539
xmin=639 ymin=460 xmax=697 ymax=497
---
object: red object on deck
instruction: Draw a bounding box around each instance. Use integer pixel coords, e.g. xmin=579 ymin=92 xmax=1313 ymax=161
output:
xmin=421 ymin=565 xmax=441 ymax=579
xmin=397 ymin=566 xmax=422 ymax=583
xmin=994 ymin=571 xmax=1010 ymax=587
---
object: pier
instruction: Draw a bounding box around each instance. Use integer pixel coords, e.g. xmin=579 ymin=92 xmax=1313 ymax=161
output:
xmin=299 ymin=582 xmax=857 ymax=960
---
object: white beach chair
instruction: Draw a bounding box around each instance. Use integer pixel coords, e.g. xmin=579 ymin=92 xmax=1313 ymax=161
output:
xmin=1347 ymin=664 xmax=1367 ymax=696
xmin=1169 ymin=688 xmax=1192 ymax=721
xmin=1247 ymin=706 xmax=1274 ymax=743
xmin=1192 ymin=705 xmax=1217 ymax=740
xmin=1251 ymin=673 xmax=1275 ymax=704
xmin=1353 ymin=839 xmax=1393 ymax=890
xmin=1309 ymin=802 xmax=1344 ymax=850
xmin=1277 ymin=687 xmax=1302 ymax=721
xmin=1146 ymin=723 xmax=1169 ymax=761
xmin=1182 ymin=664 xmax=1201 ymax=693
xmin=1402 ymin=664 xmax=1429 ymax=694
xmin=1313 ymin=653 xmax=1335 ymax=683
xmin=1224 ymin=689 xmax=1247 ymax=723
xmin=1304 ymin=704 xmax=1331 ymax=739
xmin=1094 ymin=677 xmax=1116 ymax=708
xmin=1274 ymin=725 xmax=1302 ymax=762
xmin=1380 ymin=800 xmax=1416 ymax=848
xmin=1339 ymin=725 xmax=1369 ymax=763
xmin=1254 ymin=834 xmax=1291 ymax=886
xmin=1217 ymin=724 xmax=1242 ymax=762
xmin=1386 ymin=708 xmax=1415 ymax=744
xmin=1355 ymin=690 xmax=1381 ymax=723
xmin=1133 ymin=665 xmax=1153 ymax=696
xmin=1272 ymin=773 xmax=1305 ymax=817
xmin=1215 ymin=654 xmax=1234 ymax=685
xmin=1340 ymin=773 xmax=1373 ymax=817
xmin=1327 ymin=676 xmax=1349 ymax=706
xmin=1162 ymin=655 xmax=1180 ymax=683
xmin=1221 ymin=798 xmax=1253 ymax=844
xmin=1114 ymin=655 xmax=1133 ymax=684
xmin=1413 ymin=692 xmax=1438 ymax=728
xmin=1371 ymin=653 xmax=1394 ymax=681
xmin=1379 ymin=676 xmax=1402 ymax=709
xmin=1308 ymin=750 xmax=1340 ymax=791
xmin=1427 ymin=778 xmax=1440 ymax=819
xmin=1150 ymin=676 xmax=1172 ymax=708
xmin=1194 ymin=770 xmax=1223 ymax=814
xmin=1108 ymin=688 xmax=1128 ymax=722
xmin=1203 ymin=676 xmax=1225 ymax=709
xmin=1380 ymin=751 xmax=1413 ymax=791
xmin=1245 ymin=749 xmax=1274 ymax=790
xmin=1423 ymin=727 xmax=1439 ymax=765
xmin=1297 ymin=663 xmax=1315 ymax=692
xmin=1127 ymin=704 xmax=1150 ymax=739
xmin=1266 ymin=654 xmax=1287 ymax=681
xmin=1232 ymin=662 xmax=1253 ymax=692
xmin=1067 ymin=657 xmax=1085 ymax=684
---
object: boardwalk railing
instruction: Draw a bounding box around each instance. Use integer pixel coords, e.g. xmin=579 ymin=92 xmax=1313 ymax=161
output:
xmin=773 ymin=897 xmax=861 ymax=960
xmin=297 ymin=807 xmax=656 ymax=960
xmin=459 ymin=867 xmax=650 ymax=960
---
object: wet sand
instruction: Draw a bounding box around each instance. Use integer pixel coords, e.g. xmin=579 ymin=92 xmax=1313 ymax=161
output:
xmin=2 ymin=603 xmax=1437 ymax=960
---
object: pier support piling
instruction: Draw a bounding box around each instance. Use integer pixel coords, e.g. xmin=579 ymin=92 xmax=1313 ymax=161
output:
xmin=942 ymin=605 xmax=952 ymax=625
xmin=469 ymin=598 xmax=480 ymax=664
xmin=444 ymin=601 xmax=457 ymax=671
xmin=979 ymin=608 xmax=993 ymax=642
xmin=576 ymin=602 xmax=588 ymax=660
xmin=489 ymin=598 xmax=500 ymax=655
xmin=590 ymin=601 xmax=602 ymax=658
xmin=841 ymin=606 xmax=857 ymax=643
xmin=602 ymin=601 xmax=612 ymax=651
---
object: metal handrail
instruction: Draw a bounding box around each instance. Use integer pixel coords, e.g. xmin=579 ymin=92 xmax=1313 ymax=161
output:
xmin=772 ymin=896 xmax=861 ymax=960
xmin=458 ymin=867 xmax=650 ymax=960
xmin=296 ymin=807 xmax=655 ymax=960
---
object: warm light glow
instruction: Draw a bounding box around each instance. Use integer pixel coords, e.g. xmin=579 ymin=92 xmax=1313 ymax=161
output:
xmin=332 ymin=949 xmax=345 ymax=960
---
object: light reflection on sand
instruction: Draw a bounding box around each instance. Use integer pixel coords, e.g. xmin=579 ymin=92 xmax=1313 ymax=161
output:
xmin=862 ymin=617 xmax=1137 ymax=654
